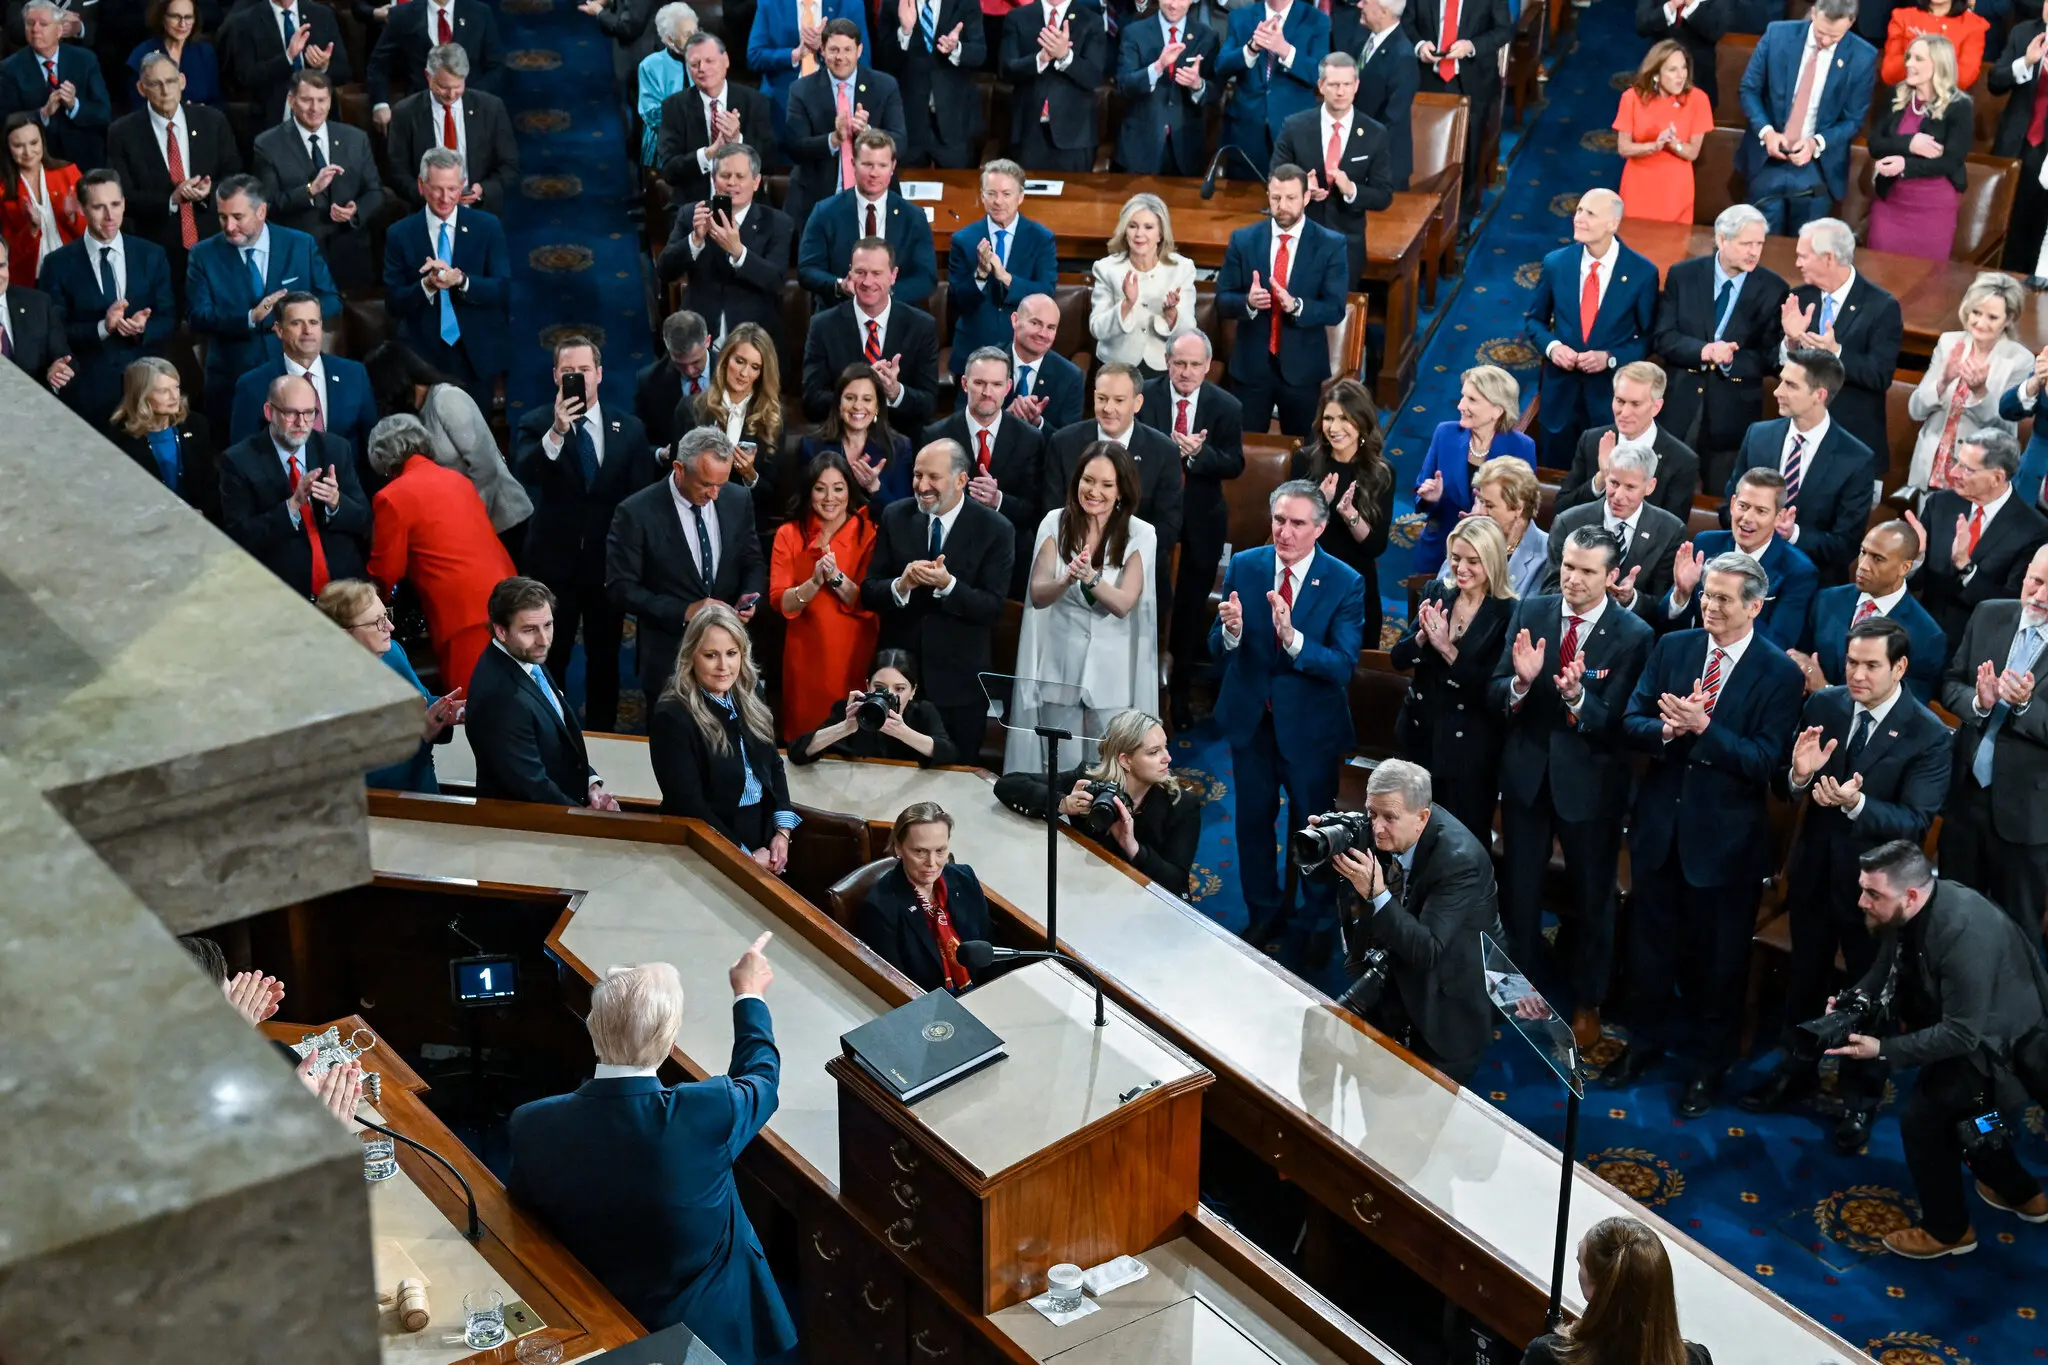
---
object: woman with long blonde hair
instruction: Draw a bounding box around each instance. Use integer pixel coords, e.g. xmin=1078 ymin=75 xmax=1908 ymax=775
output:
xmin=1087 ymin=192 xmax=1198 ymax=380
xmin=695 ymin=321 xmax=784 ymax=495
xmin=1866 ymin=33 xmax=1972 ymax=262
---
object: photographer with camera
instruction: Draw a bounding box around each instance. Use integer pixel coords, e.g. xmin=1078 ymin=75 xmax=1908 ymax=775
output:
xmin=1316 ymin=759 xmax=1502 ymax=1086
xmin=1825 ymin=840 xmax=2048 ymax=1259
xmin=1739 ymin=618 xmax=1952 ymax=1154
xmin=992 ymin=710 xmax=1200 ymax=894
xmin=788 ymin=649 xmax=959 ymax=768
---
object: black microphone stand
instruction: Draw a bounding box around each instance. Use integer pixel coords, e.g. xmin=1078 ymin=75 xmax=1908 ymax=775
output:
xmin=358 ymin=1117 xmax=482 ymax=1242
xmin=1037 ymin=722 xmax=1070 ymax=952
xmin=958 ymin=941 xmax=1107 ymax=1027
xmin=1199 ymin=144 xmax=1270 ymax=198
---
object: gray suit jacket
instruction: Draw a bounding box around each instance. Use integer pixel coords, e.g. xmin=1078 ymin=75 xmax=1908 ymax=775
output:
xmin=253 ymin=120 xmax=385 ymax=240
xmin=1541 ymin=500 xmax=1687 ymax=617
xmin=1940 ymin=597 xmax=2048 ymax=846
xmin=1852 ymin=878 xmax=2048 ymax=1075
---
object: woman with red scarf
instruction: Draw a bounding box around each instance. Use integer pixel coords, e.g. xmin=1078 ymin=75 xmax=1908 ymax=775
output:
xmin=856 ymin=802 xmax=990 ymax=993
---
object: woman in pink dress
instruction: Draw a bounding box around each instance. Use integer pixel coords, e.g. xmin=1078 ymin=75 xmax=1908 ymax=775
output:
xmin=1866 ymin=34 xmax=1973 ymax=262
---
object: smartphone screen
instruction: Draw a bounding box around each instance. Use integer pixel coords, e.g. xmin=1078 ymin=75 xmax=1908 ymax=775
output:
xmin=737 ymin=592 xmax=762 ymax=612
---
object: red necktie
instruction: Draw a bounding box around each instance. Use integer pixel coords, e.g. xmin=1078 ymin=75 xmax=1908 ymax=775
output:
xmin=1325 ymin=119 xmax=1342 ymax=176
xmin=1559 ymin=614 xmax=1582 ymax=667
xmin=1164 ymin=24 xmax=1177 ymax=140
xmin=2031 ymin=67 xmax=2048 ymax=147
xmin=288 ymin=455 xmax=331 ymax=594
xmin=866 ymin=201 xmax=878 ymax=238
xmin=1579 ymin=259 xmax=1601 ymax=345
xmin=864 ymin=318 xmax=882 ymax=362
xmin=164 ymin=120 xmax=198 ymax=249
xmin=1700 ymin=647 xmax=1725 ymax=715
xmin=45 ymin=58 xmax=59 ymax=88
xmin=442 ymin=100 xmax=459 ymax=151
xmin=1269 ymin=233 xmax=1291 ymax=354
xmin=1851 ymin=597 xmax=1879 ymax=625
xmin=1436 ymin=0 xmax=1460 ymax=81
xmin=1278 ymin=563 xmax=1295 ymax=608
xmin=975 ymin=428 xmax=992 ymax=475
xmin=436 ymin=5 xmax=452 ymax=42
xmin=1175 ymin=396 xmax=1190 ymax=435
xmin=1968 ymin=505 xmax=1985 ymax=555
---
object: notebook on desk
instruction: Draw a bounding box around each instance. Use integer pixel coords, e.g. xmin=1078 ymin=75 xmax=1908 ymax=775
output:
xmin=572 ymin=1317 xmax=723 ymax=1362
xmin=842 ymin=991 xmax=1006 ymax=1104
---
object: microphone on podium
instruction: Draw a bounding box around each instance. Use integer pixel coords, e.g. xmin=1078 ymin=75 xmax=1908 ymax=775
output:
xmin=1198 ymin=145 xmax=1269 ymax=199
xmin=955 ymin=940 xmax=1108 ymax=1028
xmin=357 ymin=1117 xmax=482 ymax=1241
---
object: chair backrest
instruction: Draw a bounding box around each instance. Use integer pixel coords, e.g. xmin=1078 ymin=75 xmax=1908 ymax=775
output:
xmin=1972 ymin=72 xmax=2005 ymax=152
xmin=1053 ymin=282 xmax=1093 ymax=359
xmin=1884 ymin=377 xmax=1920 ymax=494
xmin=1715 ymin=35 xmax=1759 ymax=128
xmin=787 ymin=804 xmax=873 ymax=920
xmin=1693 ymin=127 xmax=1745 ymax=226
xmin=1228 ymin=435 xmax=1298 ymax=553
xmin=1410 ymin=92 xmax=1469 ymax=183
xmin=1349 ymin=650 xmax=1411 ymax=761
xmin=1535 ymin=477 xmax=1560 ymax=532
xmin=1686 ymin=501 xmax=1720 ymax=537
xmin=1955 ymin=154 xmax=2019 ymax=266
xmin=824 ymin=856 xmax=896 ymax=930
xmin=1836 ymin=144 xmax=1877 ymax=239
xmin=993 ymin=597 xmax=1024 ymax=683
xmin=779 ymin=280 xmax=813 ymax=400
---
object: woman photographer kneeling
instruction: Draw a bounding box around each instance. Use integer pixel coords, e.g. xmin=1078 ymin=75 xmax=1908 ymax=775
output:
xmin=992 ymin=710 xmax=1199 ymax=896
xmin=788 ymin=649 xmax=958 ymax=768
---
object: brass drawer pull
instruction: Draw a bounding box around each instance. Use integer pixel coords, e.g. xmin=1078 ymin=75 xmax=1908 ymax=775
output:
xmin=1351 ymin=1193 xmax=1382 ymax=1226
xmin=889 ymin=1139 xmax=921 ymax=1173
xmin=861 ymin=1282 xmax=895 ymax=1314
xmin=912 ymin=1329 xmax=952 ymax=1358
xmin=811 ymin=1231 xmax=843 ymax=1262
xmin=885 ymin=1217 xmax=922 ymax=1251
xmin=890 ymin=1179 xmax=922 ymax=1210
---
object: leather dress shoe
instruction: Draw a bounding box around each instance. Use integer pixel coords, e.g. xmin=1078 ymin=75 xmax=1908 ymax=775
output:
xmin=1977 ymin=1180 xmax=2048 ymax=1223
xmin=1600 ymin=1044 xmax=1665 ymax=1088
xmin=1833 ymin=1108 xmax=1873 ymax=1154
xmin=1678 ymin=1074 xmax=1721 ymax=1118
xmin=1737 ymin=1066 xmax=1815 ymax=1114
xmin=1882 ymin=1225 xmax=1977 ymax=1259
xmin=1569 ymin=1008 xmax=1602 ymax=1051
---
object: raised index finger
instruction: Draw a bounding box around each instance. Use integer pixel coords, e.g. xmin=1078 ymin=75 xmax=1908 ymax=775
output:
xmin=748 ymin=931 xmax=773 ymax=956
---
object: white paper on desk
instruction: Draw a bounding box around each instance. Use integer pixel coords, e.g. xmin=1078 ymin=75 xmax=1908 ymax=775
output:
xmin=1025 ymin=179 xmax=1066 ymax=196
xmin=924 ymin=206 xmax=935 ymax=223
xmin=900 ymin=180 xmax=943 ymax=200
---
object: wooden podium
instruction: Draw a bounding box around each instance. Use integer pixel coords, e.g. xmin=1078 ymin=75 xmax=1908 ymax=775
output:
xmin=826 ymin=961 xmax=1212 ymax=1314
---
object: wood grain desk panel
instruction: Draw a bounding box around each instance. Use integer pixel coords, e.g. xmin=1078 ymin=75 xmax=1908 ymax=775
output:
xmin=264 ymin=1015 xmax=643 ymax=1365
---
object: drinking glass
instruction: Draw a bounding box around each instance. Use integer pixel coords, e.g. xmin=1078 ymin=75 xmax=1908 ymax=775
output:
xmin=463 ymin=1288 xmax=507 ymax=1349
xmin=516 ymin=1336 xmax=564 ymax=1365
xmin=361 ymin=1134 xmax=397 ymax=1182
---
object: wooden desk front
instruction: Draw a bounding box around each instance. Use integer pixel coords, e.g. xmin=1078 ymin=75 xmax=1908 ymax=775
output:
xmin=912 ymin=169 xmax=1431 ymax=407
xmin=261 ymin=1015 xmax=644 ymax=1365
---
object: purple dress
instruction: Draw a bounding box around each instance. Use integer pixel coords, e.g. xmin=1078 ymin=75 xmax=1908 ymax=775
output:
xmin=1866 ymin=106 xmax=1960 ymax=262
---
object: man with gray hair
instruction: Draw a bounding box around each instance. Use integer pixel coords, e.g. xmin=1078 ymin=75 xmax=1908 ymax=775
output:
xmin=1321 ymin=757 xmax=1502 ymax=1083
xmin=635 ymin=309 xmax=713 ymax=450
xmin=1913 ymin=431 xmax=2048 ymax=644
xmin=1612 ymin=549 xmax=1805 ymax=1116
xmin=1111 ymin=0 xmax=1222 ymax=176
xmin=366 ymin=0 xmax=503 ymax=116
xmin=108 ymin=51 xmax=241 ymax=288
xmin=383 ymin=43 xmax=520 ymax=217
xmin=945 ymin=158 xmax=1055 ymax=374
xmin=1779 ymin=215 xmax=1901 ymax=466
xmin=1271 ymin=50 xmax=1396 ymax=288
xmin=1525 ymin=187 xmax=1659 ymax=467
xmin=1652 ymin=202 xmax=1792 ymax=491
xmin=507 ymin=938 xmax=799 ymax=1359
xmin=0 ymin=0 xmax=110 ymax=168
xmin=383 ymin=144 xmax=511 ymax=406
xmin=654 ymin=33 xmax=772 ymax=205
xmin=1736 ymin=1 xmax=1878 ymax=235
xmin=1212 ymin=479 xmax=1366 ymax=963
xmin=1542 ymin=441 xmax=1686 ymax=613
xmin=655 ymin=141 xmax=792 ymax=345
xmin=1348 ymin=0 xmax=1416 ymax=188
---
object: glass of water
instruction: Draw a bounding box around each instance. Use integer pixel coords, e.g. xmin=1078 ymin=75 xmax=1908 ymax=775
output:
xmin=516 ymin=1335 xmax=564 ymax=1365
xmin=463 ymin=1289 xmax=507 ymax=1349
xmin=361 ymin=1134 xmax=397 ymax=1182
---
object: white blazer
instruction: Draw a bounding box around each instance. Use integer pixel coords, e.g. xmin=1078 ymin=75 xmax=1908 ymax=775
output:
xmin=1087 ymin=253 xmax=1199 ymax=371
xmin=1905 ymin=332 xmax=2032 ymax=492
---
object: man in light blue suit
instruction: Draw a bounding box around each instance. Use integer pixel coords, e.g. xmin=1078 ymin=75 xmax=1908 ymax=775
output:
xmin=1796 ymin=518 xmax=1948 ymax=704
xmin=748 ymin=0 xmax=869 ymax=148
xmin=1211 ymin=479 xmax=1366 ymax=964
xmin=946 ymin=158 xmax=1055 ymax=375
xmin=508 ymin=949 xmax=798 ymax=1365
xmin=42 ymin=169 xmax=175 ymax=429
xmin=382 ymin=146 xmax=510 ymax=410
xmin=185 ymin=173 xmax=341 ymax=428
xmin=1215 ymin=0 xmax=1330 ymax=175
xmin=1652 ymin=468 xmax=1819 ymax=648
xmin=228 ymin=293 xmax=378 ymax=482
xmin=1524 ymin=188 xmax=1658 ymax=468
xmin=1737 ymin=0 xmax=1880 ymax=236
xmin=1216 ymin=165 xmax=1350 ymax=438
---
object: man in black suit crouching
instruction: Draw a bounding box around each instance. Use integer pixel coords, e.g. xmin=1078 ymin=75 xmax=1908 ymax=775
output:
xmin=1326 ymin=757 xmax=1503 ymax=1085
xmin=467 ymin=576 xmax=623 ymax=809
xmin=862 ymin=438 xmax=1016 ymax=759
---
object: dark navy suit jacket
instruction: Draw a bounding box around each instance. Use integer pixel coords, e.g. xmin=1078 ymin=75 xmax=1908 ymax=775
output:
xmin=1113 ymin=10 xmax=1223 ymax=173
xmin=1489 ymin=594 xmax=1655 ymax=823
xmin=945 ymin=215 xmax=1055 ymax=373
xmin=1737 ymin=21 xmax=1880 ymax=201
xmin=42 ymin=232 xmax=175 ymax=424
xmin=1214 ymin=0 xmax=1329 ymax=152
xmin=748 ymin=0 xmax=871 ymax=141
xmin=1002 ymin=347 xmax=1085 ymax=434
xmin=1354 ymin=25 xmax=1417 ymax=188
xmin=1651 ymin=529 xmax=1818 ymax=649
xmin=1209 ymin=544 xmax=1364 ymax=762
xmin=382 ymin=206 xmax=511 ymax=381
xmin=0 ymin=45 xmax=110 ymax=168
xmin=1778 ymin=684 xmax=1952 ymax=870
xmin=1724 ymin=417 xmax=1874 ymax=584
xmin=217 ymin=428 xmax=370 ymax=596
xmin=780 ymin=64 xmax=904 ymax=227
xmin=186 ymin=225 xmax=340 ymax=392
xmin=1623 ymin=627 xmax=1805 ymax=887
xmin=1525 ymin=240 xmax=1658 ymax=434
xmin=366 ymin=0 xmax=503 ymax=106
xmin=229 ymin=353 xmax=378 ymax=467
xmin=1802 ymin=582 xmax=1948 ymax=704
xmin=1215 ymin=216 xmax=1349 ymax=387
xmin=795 ymin=186 xmax=937 ymax=308
xmin=507 ymin=997 xmax=798 ymax=1363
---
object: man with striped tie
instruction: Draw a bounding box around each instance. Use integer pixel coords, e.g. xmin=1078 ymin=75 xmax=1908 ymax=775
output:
xmin=1721 ymin=348 xmax=1873 ymax=587
xmin=1609 ymin=550 xmax=1805 ymax=1116
xmin=799 ymin=237 xmax=940 ymax=429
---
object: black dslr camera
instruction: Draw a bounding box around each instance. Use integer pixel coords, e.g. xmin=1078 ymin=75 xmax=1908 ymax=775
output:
xmin=1790 ymin=984 xmax=1890 ymax=1062
xmin=1335 ymin=947 xmax=1393 ymax=1014
xmin=1291 ymin=811 xmax=1373 ymax=874
xmin=1077 ymin=781 xmax=1124 ymax=839
xmin=854 ymin=688 xmax=899 ymax=733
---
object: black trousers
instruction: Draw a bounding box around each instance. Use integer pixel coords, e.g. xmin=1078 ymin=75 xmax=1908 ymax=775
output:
xmin=1902 ymin=1050 xmax=2048 ymax=1242
xmin=1014 ymin=122 xmax=1095 ymax=173
xmin=1779 ymin=845 xmax=1885 ymax=1105
xmin=2002 ymin=143 xmax=2048 ymax=275
xmin=1232 ymin=709 xmax=1341 ymax=931
xmin=934 ymin=700 xmax=990 ymax=765
xmin=1168 ymin=514 xmax=1226 ymax=705
xmin=1622 ymin=848 xmax=1759 ymax=1078
xmin=1498 ymin=785 xmax=1625 ymax=1008
xmin=545 ymin=577 xmax=624 ymax=733
xmin=1236 ymin=366 xmax=1321 ymax=440
xmin=1938 ymin=783 xmax=2048 ymax=944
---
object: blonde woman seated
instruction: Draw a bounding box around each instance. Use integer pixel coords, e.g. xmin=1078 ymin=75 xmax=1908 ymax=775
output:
xmin=1003 ymin=442 xmax=1159 ymax=774
xmin=1087 ymin=193 xmax=1198 ymax=382
xmin=1907 ymin=272 xmax=2031 ymax=493
xmin=992 ymin=709 xmax=1200 ymax=894
xmin=1439 ymin=455 xmax=1548 ymax=599
xmin=648 ymin=602 xmax=797 ymax=872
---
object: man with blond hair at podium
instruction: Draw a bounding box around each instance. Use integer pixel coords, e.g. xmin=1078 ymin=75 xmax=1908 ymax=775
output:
xmin=507 ymin=942 xmax=799 ymax=1363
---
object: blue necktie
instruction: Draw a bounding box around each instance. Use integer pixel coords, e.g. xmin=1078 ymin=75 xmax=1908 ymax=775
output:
xmin=572 ymin=417 xmax=597 ymax=487
xmin=1818 ymin=294 xmax=1836 ymax=336
xmin=436 ymin=221 xmax=461 ymax=345
xmin=527 ymin=663 xmax=565 ymax=723
xmin=927 ymin=513 xmax=943 ymax=558
xmin=993 ymin=226 xmax=1008 ymax=269
xmin=1973 ymin=625 xmax=2042 ymax=785
xmin=245 ymin=246 xmax=264 ymax=298
xmin=919 ymin=0 xmax=936 ymax=48
xmin=1712 ymin=278 xmax=1734 ymax=339
xmin=282 ymin=6 xmax=302 ymax=68
xmin=1017 ymin=362 xmax=1035 ymax=396
xmin=1846 ymin=710 xmax=1872 ymax=770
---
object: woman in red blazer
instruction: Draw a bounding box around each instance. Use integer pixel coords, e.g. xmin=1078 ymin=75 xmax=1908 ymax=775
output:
xmin=364 ymin=415 xmax=516 ymax=693
xmin=0 ymin=114 xmax=84 ymax=289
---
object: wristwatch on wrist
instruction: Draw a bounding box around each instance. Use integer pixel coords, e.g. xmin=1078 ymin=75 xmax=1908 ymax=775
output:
xmin=827 ymin=572 xmax=846 ymax=588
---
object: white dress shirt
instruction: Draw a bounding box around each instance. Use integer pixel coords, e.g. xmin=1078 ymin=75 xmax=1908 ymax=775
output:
xmin=1036 ymin=0 xmax=1076 ymax=73
xmin=1779 ymin=409 xmax=1830 ymax=487
xmin=283 ymin=351 xmax=327 ymax=414
xmin=695 ymin=84 xmax=736 ymax=170
xmin=1788 ymin=684 xmax=1902 ymax=819
xmin=1096 ymin=421 xmax=1132 ymax=449
xmin=85 ymin=232 xmax=127 ymax=334
xmin=541 ymin=398 xmax=609 ymax=464
xmin=1220 ymin=548 xmax=1315 ymax=656
xmin=722 ymin=394 xmax=750 ymax=447
xmin=1614 ymin=418 xmax=1660 ymax=472
xmin=0 ymin=291 xmax=11 ymax=353
xmin=892 ymin=495 xmax=968 ymax=603
xmin=1544 ymin=238 xmax=1619 ymax=364
xmin=1855 ymin=583 xmax=1911 ymax=619
xmin=148 ymin=107 xmax=192 ymax=211
xmin=1605 ymin=503 xmax=1644 ymax=555
xmin=1252 ymin=222 xmax=1306 ymax=320
xmin=671 ymin=470 xmax=724 ymax=577
xmin=898 ymin=0 xmax=964 ymax=69
xmin=853 ymin=300 xmax=906 ymax=408
xmin=25 ymin=169 xmax=62 ymax=268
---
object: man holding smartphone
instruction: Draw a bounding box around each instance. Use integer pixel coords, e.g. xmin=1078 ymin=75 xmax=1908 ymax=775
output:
xmin=654 ymin=142 xmax=791 ymax=343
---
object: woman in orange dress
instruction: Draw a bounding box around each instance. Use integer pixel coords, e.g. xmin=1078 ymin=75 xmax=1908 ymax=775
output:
xmin=1611 ymin=40 xmax=1712 ymax=225
xmin=0 ymin=114 xmax=83 ymax=289
xmin=768 ymin=449 xmax=879 ymax=741
xmin=1882 ymin=0 xmax=1987 ymax=91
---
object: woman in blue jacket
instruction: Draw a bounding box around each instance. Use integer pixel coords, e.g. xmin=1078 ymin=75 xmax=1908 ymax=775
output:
xmin=1412 ymin=364 xmax=1536 ymax=575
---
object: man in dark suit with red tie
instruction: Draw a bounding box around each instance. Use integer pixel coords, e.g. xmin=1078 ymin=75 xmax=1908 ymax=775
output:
xmin=1910 ymin=431 xmax=2048 ymax=643
xmin=924 ymin=345 xmax=1043 ymax=598
xmin=656 ymin=34 xmax=774 ymax=205
xmin=1112 ymin=0 xmax=1222 ymax=176
xmin=217 ymin=373 xmax=369 ymax=599
xmin=1404 ymin=0 xmax=1511 ymax=216
xmin=1001 ymin=0 xmax=1109 ymax=172
xmin=1271 ymin=51 xmax=1397 ymax=288
xmin=1525 ymin=188 xmax=1659 ymax=468
xmin=1989 ymin=8 xmax=2048 ymax=273
xmin=1215 ymin=165 xmax=1351 ymax=437
xmin=799 ymin=238 xmax=941 ymax=429
xmin=107 ymin=53 xmax=241 ymax=300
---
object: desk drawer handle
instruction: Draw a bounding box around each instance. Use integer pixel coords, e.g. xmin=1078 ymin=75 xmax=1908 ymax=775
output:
xmin=889 ymin=1140 xmax=921 ymax=1174
xmin=811 ymin=1231 xmax=843 ymax=1263
xmin=890 ymin=1179 xmax=922 ymax=1210
xmin=885 ymin=1217 xmax=922 ymax=1251
xmin=861 ymin=1282 xmax=895 ymax=1315
xmin=1351 ymin=1193 xmax=1382 ymax=1226
xmin=912 ymin=1329 xmax=953 ymax=1359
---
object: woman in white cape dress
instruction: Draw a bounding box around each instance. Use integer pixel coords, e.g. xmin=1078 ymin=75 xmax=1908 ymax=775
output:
xmin=1004 ymin=441 xmax=1159 ymax=774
